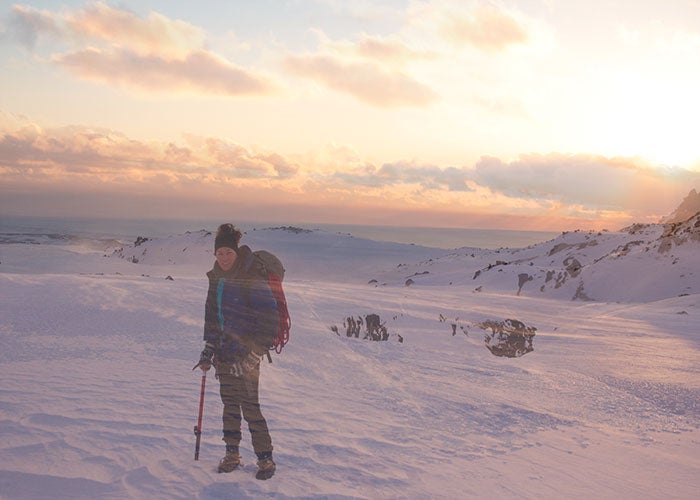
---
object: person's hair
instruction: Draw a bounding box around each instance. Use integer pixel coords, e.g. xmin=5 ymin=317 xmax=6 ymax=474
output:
xmin=215 ymin=223 xmax=242 ymax=251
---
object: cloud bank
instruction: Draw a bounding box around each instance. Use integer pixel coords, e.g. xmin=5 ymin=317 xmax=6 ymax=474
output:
xmin=2 ymin=115 xmax=696 ymax=229
xmin=0 ymin=120 xmax=298 ymax=180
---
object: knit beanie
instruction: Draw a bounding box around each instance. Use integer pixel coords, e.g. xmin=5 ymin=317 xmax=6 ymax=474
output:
xmin=214 ymin=224 xmax=241 ymax=251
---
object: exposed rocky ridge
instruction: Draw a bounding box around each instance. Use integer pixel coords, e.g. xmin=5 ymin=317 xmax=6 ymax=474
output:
xmin=661 ymin=188 xmax=700 ymax=224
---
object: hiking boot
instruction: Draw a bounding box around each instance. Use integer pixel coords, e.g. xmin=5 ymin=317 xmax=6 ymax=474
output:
xmin=255 ymin=456 xmax=276 ymax=480
xmin=217 ymin=451 xmax=242 ymax=473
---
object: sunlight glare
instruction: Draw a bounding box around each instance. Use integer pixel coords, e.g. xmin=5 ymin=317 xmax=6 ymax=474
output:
xmin=599 ymin=72 xmax=699 ymax=168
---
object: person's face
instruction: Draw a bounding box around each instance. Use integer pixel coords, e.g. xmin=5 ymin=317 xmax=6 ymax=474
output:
xmin=215 ymin=247 xmax=237 ymax=271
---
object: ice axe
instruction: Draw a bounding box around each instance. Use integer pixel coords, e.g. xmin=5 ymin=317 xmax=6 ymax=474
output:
xmin=193 ymin=369 xmax=207 ymax=460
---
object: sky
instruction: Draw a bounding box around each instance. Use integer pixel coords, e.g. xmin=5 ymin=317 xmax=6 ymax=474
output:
xmin=1 ymin=0 xmax=699 ymax=231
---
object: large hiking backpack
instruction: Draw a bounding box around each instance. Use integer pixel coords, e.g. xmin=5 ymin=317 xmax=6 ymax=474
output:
xmin=252 ymin=250 xmax=291 ymax=357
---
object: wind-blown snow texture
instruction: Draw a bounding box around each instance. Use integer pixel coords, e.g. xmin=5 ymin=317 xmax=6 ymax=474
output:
xmin=1 ymin=218 xmax=699 ymax=499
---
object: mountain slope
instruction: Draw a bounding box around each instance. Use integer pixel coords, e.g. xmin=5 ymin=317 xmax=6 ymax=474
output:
xmin=662 ymin=188 xmax=700 ymax=224
xmin=372 ymin=215 xmax=700 ymax=303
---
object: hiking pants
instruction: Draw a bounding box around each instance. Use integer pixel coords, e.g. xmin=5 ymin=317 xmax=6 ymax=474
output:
xmin=217 ymin=366 xmax=273 ymax=457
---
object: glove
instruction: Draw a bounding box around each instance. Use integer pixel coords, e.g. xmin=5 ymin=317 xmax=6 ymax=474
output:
xmin=241 ymin=350 xmax=263 ymax=373
xmin=194 ymin=343 xmax=215 ymax=371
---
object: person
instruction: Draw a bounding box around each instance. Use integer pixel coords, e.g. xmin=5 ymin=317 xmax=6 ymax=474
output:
xmin=196 ymin=223 xmax=278 ymax=479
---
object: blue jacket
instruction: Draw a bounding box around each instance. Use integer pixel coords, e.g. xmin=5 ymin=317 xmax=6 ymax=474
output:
xmin=203 ymin=245 xmax=278 ymax=363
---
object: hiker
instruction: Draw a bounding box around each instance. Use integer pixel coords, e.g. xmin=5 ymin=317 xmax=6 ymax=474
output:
xmin=196 ymin=223 xmax=277 ymax=479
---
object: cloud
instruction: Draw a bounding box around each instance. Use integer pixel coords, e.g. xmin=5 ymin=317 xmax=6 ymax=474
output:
xmin=53 ymin=48 xmax=274 ymax=96
xmin=441 ymin=4 xmax=528 ymax=51
xmin=198 ymin=136 xmax=298 ymax=178
xmin=310 ymin=32 xmax=436 ymax=64
xmin=296 ymin=145 xmax=699 ymax=222
xmin=354 ymin=35 xmax=435 ymax=62
xmin=2 ymin=115 xmax=697 ymax=229
xmin=284 ymin=28 xmax=438 ymax=106
xmin=0 ymin=119 xmax=308 ymax=221
xmin=308 ymin=148 xmax=698 ymax=223
xmin=64 ymin=2 xmax=204 ymax=57
xmin=283 ymin=53 xmax=437 ymax=107
xmin=329 ymin=160 xmax=472 ymax=192
xmin=377 ymin=162 xmax=473 ymax=192
xmin=7 ymin=2 xmax=273 ymax=96
xmin=473 ymin=154 xmax=700 ymax=215
xmin=6 ymin=4 xmax=62 ymax=48
xmin=9 ymin=2 xmax=203 ymax=56
xmin=0 ymin=123 xmax=298 ymax=180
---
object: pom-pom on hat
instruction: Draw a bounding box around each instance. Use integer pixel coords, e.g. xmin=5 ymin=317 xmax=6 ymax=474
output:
xmin=214 ymin=223 xmax=242 ymax=251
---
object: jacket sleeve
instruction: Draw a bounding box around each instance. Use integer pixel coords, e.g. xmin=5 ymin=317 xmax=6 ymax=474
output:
xmin=245 ymin=277 xmax=279 ymax=351
xmin=203 ymin=274 xmax=222 ymax=346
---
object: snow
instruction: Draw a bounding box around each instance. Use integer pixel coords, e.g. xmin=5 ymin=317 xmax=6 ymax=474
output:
xmin=1 ymin=219 xmax=699 ymax=499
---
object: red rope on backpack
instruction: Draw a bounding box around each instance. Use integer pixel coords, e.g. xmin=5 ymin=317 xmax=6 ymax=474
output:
xmin=267 ymin=273 xmax=290 ymax=354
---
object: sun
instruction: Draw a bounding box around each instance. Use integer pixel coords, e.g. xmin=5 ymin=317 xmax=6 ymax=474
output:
xmin=596 ymin=72 xmax=699 ymax=168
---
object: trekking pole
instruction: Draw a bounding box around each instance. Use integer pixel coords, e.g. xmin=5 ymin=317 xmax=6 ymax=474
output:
xmin=193 ymin=370 xmax=207 ymax=461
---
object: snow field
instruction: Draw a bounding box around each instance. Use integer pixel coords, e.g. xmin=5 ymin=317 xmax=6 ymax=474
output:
xmin=1 ymin=222 xmax=699 ymax=499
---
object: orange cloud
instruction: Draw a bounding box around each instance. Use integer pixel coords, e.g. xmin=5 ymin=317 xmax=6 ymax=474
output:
xmin=283 ymin=53 xmax=438 ymax=107
xmin=355 ymin=35 xmax=430 ymax=62
xmin=441 ymin=5 xmax=528 ymax=51
xmin=0 ymin=123 xmax=298 ymax=179
xmin=53 ymin=48 xmax=274 ymax=96
xmin=65 ymin=2 xmax=204 ymax=57
xmin=2 ymin=118 xmax=696 ymax=230
xmin=311 ymin=30 xmax=435 ymax=64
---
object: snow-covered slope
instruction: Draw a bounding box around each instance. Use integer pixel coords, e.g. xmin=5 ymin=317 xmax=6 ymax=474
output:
xmin=109 ymin=217 xmax=700 ymax=303
xmin=109 ymin=226 xmax=449 ymax=282
xmin=369 ymin=214 xmax=700 ymax=303
xmin=1 ymin=221 xmax=698 ymax=499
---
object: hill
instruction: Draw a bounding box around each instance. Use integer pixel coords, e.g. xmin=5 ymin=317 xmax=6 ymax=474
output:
xmin=110 ymin=216 xmax=700 ymax=303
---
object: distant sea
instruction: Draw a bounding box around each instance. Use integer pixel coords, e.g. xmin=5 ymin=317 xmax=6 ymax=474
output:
xmin=0 ymin=215 xmax=560 ymax=250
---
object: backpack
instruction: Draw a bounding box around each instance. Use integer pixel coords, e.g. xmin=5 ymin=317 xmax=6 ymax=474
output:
xmin=252 ymin=250 xmax=291 ymax=358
